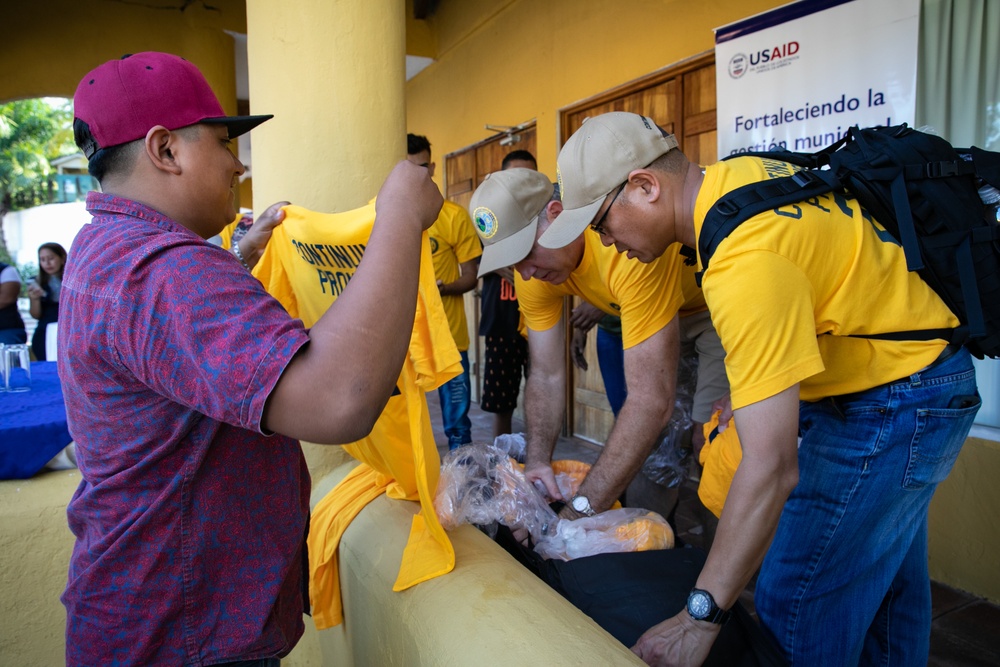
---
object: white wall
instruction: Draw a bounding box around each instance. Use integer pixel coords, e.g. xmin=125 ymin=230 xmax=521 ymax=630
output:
xmin=5 ymin=202 xmax=91 ymax=268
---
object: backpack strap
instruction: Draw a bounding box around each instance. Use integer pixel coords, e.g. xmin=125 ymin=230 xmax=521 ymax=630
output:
xmin=697 ymin=159 xmax=970 ymax=347
xmin=696 ymin=169 xmax=839 ymax=286
xmin=843 ymin=327 xmax=967 ymax=345
xmin=969 ymin=146 xmax=1000 ymax=189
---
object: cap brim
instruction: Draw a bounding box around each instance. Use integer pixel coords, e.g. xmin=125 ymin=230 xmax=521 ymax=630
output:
xmin=477 ymin=216 xmax=539 ymax=278
xmin=538 ymin=198 xmax=603 ymax=249
xmin=203 ymin=114 xmax=274 ymax=139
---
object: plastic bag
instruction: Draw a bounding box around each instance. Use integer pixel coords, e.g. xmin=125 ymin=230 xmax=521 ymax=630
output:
xmin=642 ymin=349 xmax=699 ymax=488
xmin=534 ymin=507 xmax=675 ymax=561
xmin=435 ymin=442 xmax=558 ymax=543
xmin=493 ymin=432 xmax=527 ymax=463
xmin=436 ymin=441 xmax=674 ymax=560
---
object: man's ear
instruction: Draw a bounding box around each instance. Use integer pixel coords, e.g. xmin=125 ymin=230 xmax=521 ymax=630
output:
xmin=627 ymin=168 xmax=661 ymax=203
xmin=144 ymin=126 xmax=182 ymax=175
xmin=546 ymin=198 xmax=564 ymax=218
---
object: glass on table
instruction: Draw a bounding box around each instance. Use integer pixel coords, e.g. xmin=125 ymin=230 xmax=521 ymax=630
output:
xmin=4 ymin=344 xmax=31 ymax=392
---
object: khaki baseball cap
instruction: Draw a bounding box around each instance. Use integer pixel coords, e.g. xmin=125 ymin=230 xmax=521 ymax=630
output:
xmin=539 ymin=112 xmax=678 ymax=249
xmin=470 ymin=168 xmax=555 ymax=278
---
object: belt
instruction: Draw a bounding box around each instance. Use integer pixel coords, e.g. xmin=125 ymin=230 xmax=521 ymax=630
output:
xmin=922 ymin=343 xmax=962 ymax=372
xmin=826 ymin=343 xmax=964 ymax=420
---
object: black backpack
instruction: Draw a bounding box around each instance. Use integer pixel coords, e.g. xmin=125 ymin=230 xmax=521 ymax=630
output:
xmin=693 ymin=124 xmax=1000 ymax=359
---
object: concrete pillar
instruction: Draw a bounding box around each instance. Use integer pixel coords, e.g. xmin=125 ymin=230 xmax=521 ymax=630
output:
xmin=246 ymin=0 xmax=406 ymax=213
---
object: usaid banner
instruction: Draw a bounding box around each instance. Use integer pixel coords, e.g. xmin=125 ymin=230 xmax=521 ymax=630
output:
xmin=715 ymin=0 xmax=919 ymax=157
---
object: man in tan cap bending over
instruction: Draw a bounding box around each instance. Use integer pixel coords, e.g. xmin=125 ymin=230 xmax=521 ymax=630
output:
xmin=541 ymin=111 xmax=977 ymax=667
xmin=469 ymin=168 xmax=722 ymax=521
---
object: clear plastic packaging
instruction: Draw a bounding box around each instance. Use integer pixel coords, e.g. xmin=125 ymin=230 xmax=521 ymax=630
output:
xmin=642 ymin=350 xmax=700 ymax=487
xmin=534 ymin=507 xmax=674 ymax=561
xmin=435 ymin=442 xmax=558 ymax=543
xmin=435 ymin=441 xmax=675 ymax=560
xmin=492 ymin=432 xmax=527 ymax=463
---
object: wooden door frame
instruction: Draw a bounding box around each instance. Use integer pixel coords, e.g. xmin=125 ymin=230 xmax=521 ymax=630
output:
xmin=442 ymin=121 xmax=538 ymax=405
xmin=443 ymin=119 xmax=538 ymax=199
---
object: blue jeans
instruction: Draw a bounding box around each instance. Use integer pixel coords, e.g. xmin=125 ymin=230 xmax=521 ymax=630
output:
xmin=438 ymin=351 xmax=472 ymax=450
xmin=597 ymin=327 xmax=627 ymax=416
xmin=756 ymin=348 xmax=980 ymax=666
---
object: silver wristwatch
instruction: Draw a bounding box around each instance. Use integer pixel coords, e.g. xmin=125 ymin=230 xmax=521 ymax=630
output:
xmin=570 ymin=494 xmax=596 ymax=517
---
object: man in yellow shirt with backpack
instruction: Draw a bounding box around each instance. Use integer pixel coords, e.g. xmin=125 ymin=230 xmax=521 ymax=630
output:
xmin=542 ymin=112 xmax=980 ymax=667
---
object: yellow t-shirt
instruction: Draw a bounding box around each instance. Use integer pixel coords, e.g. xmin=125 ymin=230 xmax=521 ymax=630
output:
xmin=695 ymin=157 xmax=958 ymax=409
xmin=515 ymin=232 xmax=694 ymax=349
xmin=429 ymin=200 xmax=483 ymax=351
xmin=253 ymin=204 xmax=463 ymax=629
xmin=697 ymin=410 xmax=742 ymax=519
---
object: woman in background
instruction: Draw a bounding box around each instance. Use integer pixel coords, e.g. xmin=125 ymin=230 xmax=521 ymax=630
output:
xmin=27 ymin=242 xmax=67 ymax=361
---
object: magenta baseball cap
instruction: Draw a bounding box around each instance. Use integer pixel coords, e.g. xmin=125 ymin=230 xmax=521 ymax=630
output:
xmin=73 ymin=52 xmax=272 ymax=158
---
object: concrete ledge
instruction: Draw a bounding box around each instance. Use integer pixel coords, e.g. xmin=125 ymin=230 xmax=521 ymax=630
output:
xmin=299 ymin=448 xmax=643 ymax=666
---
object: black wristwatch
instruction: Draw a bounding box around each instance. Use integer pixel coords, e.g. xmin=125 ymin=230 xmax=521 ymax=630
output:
xmin=686 ymin=588 xmax=732 ymax=625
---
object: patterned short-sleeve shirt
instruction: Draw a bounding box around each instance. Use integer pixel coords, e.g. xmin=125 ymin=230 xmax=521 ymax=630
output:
xmin=59 ymin=192 xmax=312 ymax=666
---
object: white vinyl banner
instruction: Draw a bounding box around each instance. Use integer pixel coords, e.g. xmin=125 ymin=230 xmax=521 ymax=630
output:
xmin=715 ymin=0 xmax=920 ymax=157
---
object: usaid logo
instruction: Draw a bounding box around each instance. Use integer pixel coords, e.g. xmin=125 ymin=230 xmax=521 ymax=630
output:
xmin=731 ymin=40 xmax=801 ymax=78
xmin=729 ymin=53 xmax=748 ymax=79
xmin=749 ymin=41 xmax=800 ymax=66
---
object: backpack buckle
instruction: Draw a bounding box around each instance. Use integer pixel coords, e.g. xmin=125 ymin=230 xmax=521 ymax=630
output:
xmin=925 ymin=161 xmax=960 ymax=178
xmin=714 ymin=199 xmax=740 ymax=216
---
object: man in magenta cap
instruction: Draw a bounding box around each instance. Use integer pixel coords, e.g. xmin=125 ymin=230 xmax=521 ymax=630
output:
xmin=61 ymin=52 xmax=442 ymax=666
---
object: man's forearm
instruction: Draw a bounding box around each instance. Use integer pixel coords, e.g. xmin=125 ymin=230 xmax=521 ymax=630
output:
xmin=695 ymin=386 xmax=801 ymax=610
xmin=576 ymin=392 xmax=671 ymax=510
xmin=440 ymin=265 xmax=479 ymax=296
xmin=524 ymin=371 xmax=563 ymax=467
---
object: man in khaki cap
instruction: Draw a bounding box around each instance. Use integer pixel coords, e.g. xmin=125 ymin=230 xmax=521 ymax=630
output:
xmin=544 ymin=111 xmax=977 ymax=667
xmin=470 ymin=168 xmax=709 ymax=522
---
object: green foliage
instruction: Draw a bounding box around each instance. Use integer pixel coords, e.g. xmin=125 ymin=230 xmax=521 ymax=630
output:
xmin=0 ymin=98 xmax=77 ymax=213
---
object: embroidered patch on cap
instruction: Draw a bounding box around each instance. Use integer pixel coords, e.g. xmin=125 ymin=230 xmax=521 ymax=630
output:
xmin=474 ymin=207 xmax=499 ymax=239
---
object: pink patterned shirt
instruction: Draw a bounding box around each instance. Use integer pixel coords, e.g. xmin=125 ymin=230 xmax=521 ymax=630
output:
xmin=60 ymin=192 xmax=311 ymax=666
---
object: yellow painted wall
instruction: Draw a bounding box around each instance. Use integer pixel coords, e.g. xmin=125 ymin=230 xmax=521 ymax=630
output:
xmin=929 ymin=436 xmax=1000 ymax=601
xmin=1 ymin=0 xmax=246 ymax=107
xmin=404 ymin=0 xmax=785 ymax=179
xmin=406 ymin=0 xmax=1000 ymax=603
xmin=405 ymin=0 xmax=437 ymax=57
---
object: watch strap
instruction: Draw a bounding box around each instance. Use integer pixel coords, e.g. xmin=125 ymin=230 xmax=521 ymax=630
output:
xmin=687 ymin=588 xmax=732 ymax=625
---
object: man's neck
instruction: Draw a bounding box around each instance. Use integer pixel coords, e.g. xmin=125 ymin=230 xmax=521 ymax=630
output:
xmin=675 ymin=162 xmax=704 ymax=248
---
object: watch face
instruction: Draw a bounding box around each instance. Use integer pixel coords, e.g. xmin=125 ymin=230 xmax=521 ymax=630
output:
xmin=572 ymin=496 xmax=589 ymax=513
xmin=688 ymin=591 xmax=712 ymax=618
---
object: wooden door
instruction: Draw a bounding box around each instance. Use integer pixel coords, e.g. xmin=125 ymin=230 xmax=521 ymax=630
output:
xmin=443 ymin=125 xmax=538 ymax=407
xmin=559 ymin=53 xmax=716 ymax=444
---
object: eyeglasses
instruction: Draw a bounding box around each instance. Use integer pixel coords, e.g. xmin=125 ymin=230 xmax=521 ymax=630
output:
xmin=590 ymin=182 xmax=626 ymax=236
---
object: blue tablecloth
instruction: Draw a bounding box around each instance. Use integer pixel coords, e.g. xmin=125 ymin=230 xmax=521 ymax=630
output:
xmin=0 ymin=361 xmax=72 ymax=480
